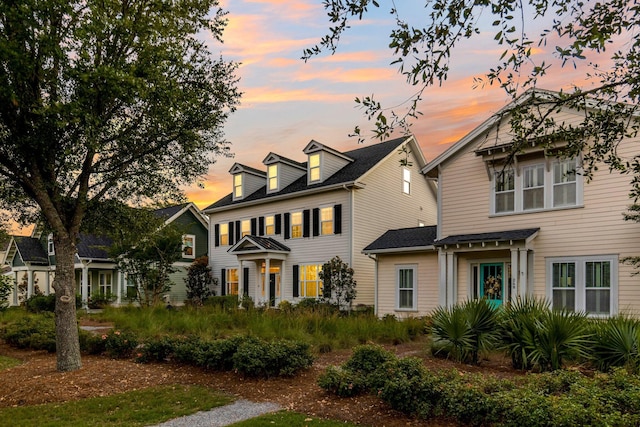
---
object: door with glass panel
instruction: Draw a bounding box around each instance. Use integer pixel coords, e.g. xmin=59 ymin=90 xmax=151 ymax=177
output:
xmin=480 ymin=263 xmax=504 ymax=308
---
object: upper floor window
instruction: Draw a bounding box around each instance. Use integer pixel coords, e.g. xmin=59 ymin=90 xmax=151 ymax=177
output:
xmin=182 ymin=234 xmax=195 ymax=258
xmin=233 ymin=174 xmax=243 ymax=198
xmin=309 ymin=154 xmax=320 ymax=182
xmin=265 ymin=215 xmax=275 ymax=235
xmin=219 ymin=223 xmax=229 ymax=245
xmin=268 ymin=164 xmax=278 ymax=191
xmin=291 ymin=211 xmax=303 ymax=238
xmin=47 ymin=233 xmax=55 ymax=256
xmin=397 ymin=265 xmax=417 ymax=310
xmin=553 ymin=159 xmax=577 ymax=207
xmin=523 ymin=164 xmax=544 ymax=210
xmin=241 ymin=219 xmax=251 ymax=238
xmin=402 ymin=168 xmax=411 ymax=194
xmin=320 ymin=207 xmax=333 ymax=235
xmin=494 ymin=169 xmax=515 ymax=213
xmin=299 ymin=264 xmax=322 ymax=297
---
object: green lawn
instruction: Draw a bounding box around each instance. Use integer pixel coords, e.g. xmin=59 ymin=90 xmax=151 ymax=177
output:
xmin=230 ymin=411 xmax=361 ymax=426
xmin=0 ymin=385 xmax=233 ymax=427
xmin=0 ymin=355 xmax=21 ymax=371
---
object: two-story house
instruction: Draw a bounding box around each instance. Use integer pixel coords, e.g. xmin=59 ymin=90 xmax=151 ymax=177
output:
xmin=365 ymin=89 xmax=640 ymax=318
xmin=203 ymin=136 xmax=438 ymax=307
xmin=2 ymin=202 xmax=208 ymax=306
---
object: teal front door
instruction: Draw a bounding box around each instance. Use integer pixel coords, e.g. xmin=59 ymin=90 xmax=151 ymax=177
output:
xmin=480 ymin=263 xmax=504 ymax=308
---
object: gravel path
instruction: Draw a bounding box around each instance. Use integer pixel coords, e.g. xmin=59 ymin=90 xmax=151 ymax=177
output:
xmin=152 ymin=400 xmax=281 ymax=427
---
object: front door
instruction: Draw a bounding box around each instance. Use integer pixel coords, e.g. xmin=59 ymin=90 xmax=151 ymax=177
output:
xmin=269 ymin=273 xmax=278 ymax=307
xmin=480 ymin=263 xmax=504 ymax=308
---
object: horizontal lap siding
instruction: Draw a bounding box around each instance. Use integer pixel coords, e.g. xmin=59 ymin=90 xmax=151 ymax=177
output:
xmin=440 ymin=108 xmax=640 ymax=312
xmin=354 ymin=145 xmax=438 ymax=305
xmin=168 ymin=268 xmax=189 ymax=304
xmin=376 ymin=253 xmax=439 ymax=318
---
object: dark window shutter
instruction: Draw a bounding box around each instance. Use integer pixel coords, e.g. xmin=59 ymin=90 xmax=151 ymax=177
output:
xmin=258 ymin=217 xmax=265 ymax=236
xmin=284 ymin=213 xmax=290 ymax=239
xmin=312 ymin=208 xmax=320 ymax=236
xmin=322 ymin=266 xmax=332 ymax=299
xmin=251 ymin=218 xmax=257 ymax=236
xmin=275 ymin=214 xmax=282 ymax=235
xmin=220 ymin=269 xmax=226 ymax=296
xmin=303 ymin=209 xmax=310 ymax=238
xmin=293 ymin=265 xmax=299 ymax=298
xmin=235 ymin=221 xmax=241 ymax=241
xmin=243 ymin=267 xmax=249 ymax=296
xmin=334 ymin=204 xmax=342 ymax=234
xmin=214 ymin=224 xmax=220 ymax=247
xmin=228 ymin=222 xmax=235 ymax=245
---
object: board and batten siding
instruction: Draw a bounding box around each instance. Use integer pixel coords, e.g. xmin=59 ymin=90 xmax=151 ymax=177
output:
xmin=208 ymin=189 xmax=351 ymax=303
xmin=353 ymin=144 xmax=438 ymax=305
xmin=375 ymin=253 xmax=439 ymax=318
xmin=438 ymin=108 xmax=640 ymax=313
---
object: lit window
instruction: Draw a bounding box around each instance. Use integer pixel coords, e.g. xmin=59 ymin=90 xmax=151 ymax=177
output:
xmin=182 ymin=234 xmax=195 ymax=258
xmin=549 ymin=255 xmax=616 ymax=316
xmin=241 ymin=219 xmax=250 ymax=237
xmin=268 ymin=164 xmax=278 ymax=191
xmin=265 ymin=215 xmax=275 ymax=235
xmin=553 ymin=159 xmax=577 ymax=207
xmin=233 ymin=174 xmax=243 ymax=198
xmin=402 ymin=168 xmax=411 ymax=194
xmin=397 ymin=266 xmax=416 ymax=310
xmin=494 ymin=169 xmax=515 ymax=213
xmin=320 ymin=207 xmax=333 ymax=235
xmin=226 ymin=268 xmax=239 ymax=295
xmin=299 ymin=264 xmax=322 ymax=297
xmin=523 ymin=164 xmax=544 ymax=210
xmin=219 ymin=223 xmax=229 ymax=245
xmin=309 ymin=154 xmax=320 ymax=182
xmin=291 ymin=211 xmax=303 ymax=238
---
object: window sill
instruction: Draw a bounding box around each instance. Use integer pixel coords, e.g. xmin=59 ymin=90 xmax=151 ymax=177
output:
xmin=490 ymin=203 xmax=583 ymax=217
xmin=395 ymin=308 xmax=418 ymax=312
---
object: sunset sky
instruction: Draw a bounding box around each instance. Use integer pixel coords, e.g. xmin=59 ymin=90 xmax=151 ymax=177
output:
xmin=185 ymin=0 xmax=614 ymax=208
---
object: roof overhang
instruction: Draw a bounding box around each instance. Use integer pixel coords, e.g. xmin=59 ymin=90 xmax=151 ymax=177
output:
xmin=435 ymin=228 xmax=540 ymax=250
xmin=228 ymin=235 xmax=291 ymax=255
xmin=363 ymin=245 xmax=436 ymax=255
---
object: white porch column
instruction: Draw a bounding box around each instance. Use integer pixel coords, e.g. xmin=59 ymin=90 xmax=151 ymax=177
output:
xmin=281 ymin=260 xmax=286 ymax=302
xmin=27 ymin=269 xmax=34 ymax=298
xmin=238 ymin=260 xmax=244 ymax=302
xmin=438 ymin=250 xmax=447 ymax=307
xmin=510 ymin=248 xmax=519 ymax=303
xmin=519 ymin=249 xmax=528 ymax=297
xmin=116 ymin=270 xmax=123 ymax=305
xmin=13 ymin=271 xmax=18 ymax=305
xmin=81 ymin=263 xmax=89 ymax=307
xmin=44 ymin=270 xmax=51 ymax=295
xmin=446 ymin=252 xmax=456 ymax=308
xmin=264 ymin=258 xmax=271 ymax=308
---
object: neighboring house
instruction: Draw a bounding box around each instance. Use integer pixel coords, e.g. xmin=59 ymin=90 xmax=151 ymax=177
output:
xmin=365 ymin=89 xmax=640 ymax=318
xmin=203 ymin=136 xmax=438 ymax=307
xmin=3 ymin=202 xmax=208 ymax=306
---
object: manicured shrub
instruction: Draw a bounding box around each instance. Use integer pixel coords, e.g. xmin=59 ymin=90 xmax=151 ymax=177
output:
xmin=378 ymin=357 xmax=439 ymax=417
xmin=232 ymin=338 xmax=314 ymax=378
xmin=172 ymin=336 xmax=208 ymax=365
xmin=25 ymin=294 xmax=82 ymax=313
xmin=1 ymin=313 xmax=56 ymax=352
xmin=79 ymin=330 xmax=107 ymax=355
xmin=199 ymin=335 xmax=256 ymax=371
xmin=317 ymin=365 xmax=366 ymax=397
xmin=135 ymin=336 xmax=178 ymax=363
xmin=343 ymin=344 xmax=394 ymax=376
xmin=101 ymin=329 xmax=138 ymax=359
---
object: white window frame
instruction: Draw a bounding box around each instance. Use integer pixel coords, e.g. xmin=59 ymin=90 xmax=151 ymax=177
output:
xmin=264 ymin=215 xmax=275 ymax=236
xmin=522 ymin=163 xmax=545 ymax=211
xmin=267 ymin=164 xmax=278 ymax=192
xmin=182 ymin=234 xmax=196 ymax=259
xmin=47 ymin=233 xmax=55 ymax=256
xmin=226 ymin=268 xmax=239 ymax=296
xmin=320 ymin=206 xmax=333 ymax=236
xmin=553 ymin=158 xmax=578 ymax=207
xmin=309 ymin=153 xmax=321 ymax=183
xmin=291 ymin=211 xmax=303 ymax=239
xmin=493 ymin=168 xmax=515 ymax=213
xmin=233 ymin=174 xmax=243 ymax=199
xmin=299 ymin=263 xmax=322 ymax=298
xmin=241 ymin=219 xmax=251 ymax=238
xmin=402 ymin=168 xmax=411 ymax=195
xmin=98 ymin=271 xmax=113 ymax=296
xmin=396 ymin=264 xmax=417 ymax=310
xmin=219 ymin=223 xmax=229 ymax=245
xmin=546 ymin=255 xmax=618 ymax=317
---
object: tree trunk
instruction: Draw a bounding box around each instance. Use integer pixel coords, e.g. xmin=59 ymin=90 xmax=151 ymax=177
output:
xmin=52 ymin=234 xmax=82 ymax=372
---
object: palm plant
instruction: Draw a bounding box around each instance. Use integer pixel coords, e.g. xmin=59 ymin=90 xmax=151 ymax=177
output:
xmin=463 ymin=298 xmax=500 ymax=364
xmin=499 ymin=297 xmax=550 ymax=370
xmin=591 ymin=315 xmax=640 ymax=373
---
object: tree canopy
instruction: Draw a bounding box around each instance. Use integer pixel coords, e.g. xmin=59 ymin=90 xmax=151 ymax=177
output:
xmin=0 ymin=0 xmax=240 ymax=371
xmin=306 ymin=0 xmax=640 ymax=197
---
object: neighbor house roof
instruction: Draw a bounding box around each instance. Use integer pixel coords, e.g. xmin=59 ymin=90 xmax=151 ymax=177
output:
xmin=205 ymin=136 xmax=417 ymax=212
xmin=434 ymin=228 xmax=540 ymax=247
xmin=14 ymin=236 xmax=49 ymax=264
xmin=363 ymin=226 xmax=438 ymax=254
xmin=153 ymin=203 xmax=189 ymax=221
xmin=76 ymin=234 xmax=112 ymax=260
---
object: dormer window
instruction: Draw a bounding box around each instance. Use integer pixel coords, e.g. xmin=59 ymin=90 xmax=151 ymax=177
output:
xmin=309 ymin=153 xmax=320 ymax=182
xmin=47 ymin=233 xmax=55 ymax=256
xmin=268 ymin=164 xmax=278 ymax=191
xmin=233 ymin=174 xmax=243 ymax=199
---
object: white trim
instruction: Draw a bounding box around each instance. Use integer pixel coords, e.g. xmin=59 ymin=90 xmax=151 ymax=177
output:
xmin=395 ymin=264 xmax=417 ymax=311
xmin=182 ymin=234 xmax=196 ymax=259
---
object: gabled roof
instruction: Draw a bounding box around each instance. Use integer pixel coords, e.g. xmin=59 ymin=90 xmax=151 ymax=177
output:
xmin=434 ymin=228 xmax=540 ymax=247
xmin=303 ymin=140 xmax=354 ymax=162
xmin=205 ymin=136 xmax=415 ymax=212
xmin=76 ymin=234 xmax=112 ymax=260
xmin=228 ymin=235 xmax=291 ymax=254
xmin=154 ymin=202 xmax=208 ymax=229
xmin=229 ymin=163 xmax=267 ymax=177
xmin=262 ymin=153 xmax=306 ymax=169
xmin=363 ymin=226 xmax=438 ymax=254
xmin=14 ymin=236 xmax=49 ymax=265
xmin=153 ymin=203 xmax=189 ymax=221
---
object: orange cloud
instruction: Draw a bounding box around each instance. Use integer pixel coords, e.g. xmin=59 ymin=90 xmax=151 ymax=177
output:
xmin=241 ymin=86 xmax=352 ymax=104
xmin=294 ymin=66 xmax=398 ymax=83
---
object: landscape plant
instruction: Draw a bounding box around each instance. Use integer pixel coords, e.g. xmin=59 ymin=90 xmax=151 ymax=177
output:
xmin=184 ymin=256 xmax=215 ymax=305
xmin=0 ymin=275 xmax=13 ymax=311
xmin=319 ymin=256 xmax=357 ymax=311
xmin=591 ymin=315 xmax=640 ymax=373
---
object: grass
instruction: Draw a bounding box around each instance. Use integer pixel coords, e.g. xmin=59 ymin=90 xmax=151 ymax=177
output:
xmin=230 ymin=411 xmax=360 ymax=426
xmin=0 ymin=384 xmax=233 ymax=427
xmin=0 ymin=355 xmax=21 ymax=371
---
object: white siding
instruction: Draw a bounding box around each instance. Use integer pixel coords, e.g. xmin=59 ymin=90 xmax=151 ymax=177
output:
xmin=278 ymin=163 xmax=306 ymax=190
xmin=322 ymin=151 xmax=351 ymax=181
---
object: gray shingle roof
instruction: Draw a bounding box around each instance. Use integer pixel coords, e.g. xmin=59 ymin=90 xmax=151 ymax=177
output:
xmin=434 ymin=228 xmax=540 ymax=246
xmin=14 ymin=237 xmax=49 ymax=264
xmin=230 ymin=236 xmax=291 ymax=253
xmin=363 ymin=226 xmax=438 ymax=253
xmin=76 ymin=234 xmax=112 ymax=260
xmin=153 ymin=203 xmax=188 ymax=220
xmin=205 ymin=136 xmax=409 ymax=210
